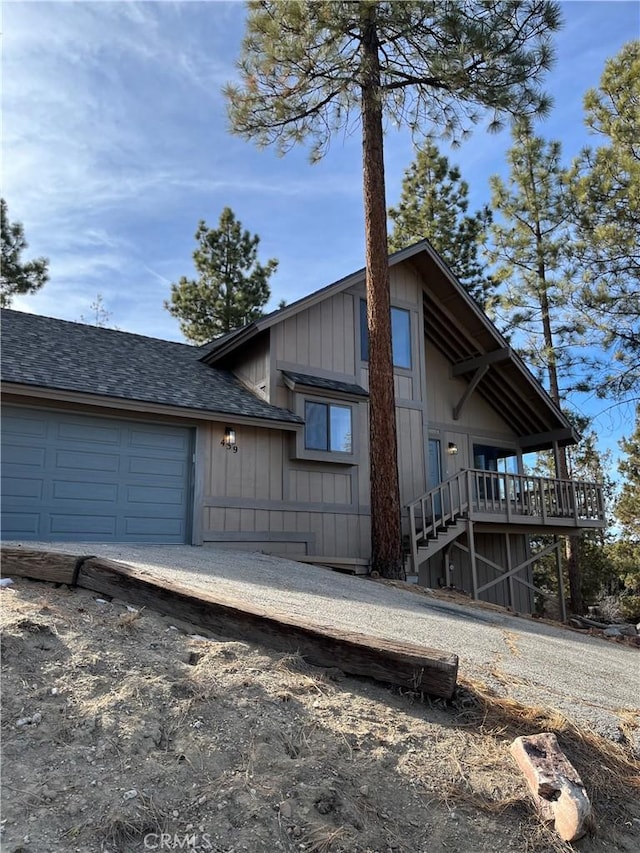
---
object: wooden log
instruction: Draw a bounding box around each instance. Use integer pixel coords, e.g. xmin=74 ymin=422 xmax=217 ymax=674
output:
xmin=1 ymin=547 xmax=81 ymax=585
xmin=77 ymin=557 xmax=458 ymax=699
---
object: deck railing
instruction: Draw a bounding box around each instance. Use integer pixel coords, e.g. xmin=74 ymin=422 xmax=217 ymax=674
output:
xmin=407 ymin=469 xmax=605 ymax=571
xmin=469 ymin=469 xmax=605 ymax=523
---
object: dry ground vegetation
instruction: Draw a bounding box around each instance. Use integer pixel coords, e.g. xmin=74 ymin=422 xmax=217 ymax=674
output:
xmin=1 ymin=579 xmax=639 ymax=853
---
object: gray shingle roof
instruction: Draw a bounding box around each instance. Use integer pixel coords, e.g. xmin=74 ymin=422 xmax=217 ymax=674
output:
xmin=1 ymin=309 xmax=302 ymax=425
xmin=281 ymin=370 xmax=369 ymax=398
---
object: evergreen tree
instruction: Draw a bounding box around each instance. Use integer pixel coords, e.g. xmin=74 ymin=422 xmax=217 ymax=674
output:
xmin=389 ymin=142 xmax=495 ymax=308
xmin=616 ymin=407 xmax=640 ymax=546
xmin=607 ymin=406 xmax=640 ymax=618
xmin=488 ymin=121 xmax=577 ymax=399
xmin=488 ymin=120 xmax=586 ymax=613
xmin=569 ymin=42 xmax=640 ymax=403
xmin=225 ymin=1 xmax=561 ymax=579
xmin=0 ymin=198 xmax=49 ymax=307
xmin=166 ymin=207 xmax=277 ymax=344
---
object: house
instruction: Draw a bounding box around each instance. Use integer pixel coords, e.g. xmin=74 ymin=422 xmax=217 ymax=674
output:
xmin=1 ymin=241 xmax=605 ymax=613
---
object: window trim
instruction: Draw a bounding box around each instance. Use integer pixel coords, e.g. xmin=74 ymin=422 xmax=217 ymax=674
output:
xmin=293 ymin=393 xmax=357 ymax=464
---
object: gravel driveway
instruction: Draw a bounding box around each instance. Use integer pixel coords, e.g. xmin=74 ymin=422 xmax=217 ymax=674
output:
xmin=6 ymin=542 xmax=638 ymax=743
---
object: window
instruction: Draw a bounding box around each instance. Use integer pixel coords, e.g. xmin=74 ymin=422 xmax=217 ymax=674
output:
xmin=473 ymin=444 xmax=518 ymax=474
xmin=473 ymin=443 xmax=519 ymax=500
xmin=360 ymin=300 xmax=411 ymax=368
xmin=305 ymin=401 xmax=352 ymax=453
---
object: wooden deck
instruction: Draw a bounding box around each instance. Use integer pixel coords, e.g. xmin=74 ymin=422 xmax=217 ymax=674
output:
xmin=468 ymin=469 xmax=605 ymax=528
xmin=407 ymin=468 xmax=605 ymax=570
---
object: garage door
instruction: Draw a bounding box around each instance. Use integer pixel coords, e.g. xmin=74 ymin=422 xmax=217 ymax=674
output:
xmin=1 ymin=407 xmax=193 ymax=543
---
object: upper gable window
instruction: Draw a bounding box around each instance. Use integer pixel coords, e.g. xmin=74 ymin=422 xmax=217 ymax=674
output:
xmin=360 ymin=300 xmax=412 ymax=368
xmin=305 ymin=401 xmax=352 ymax=453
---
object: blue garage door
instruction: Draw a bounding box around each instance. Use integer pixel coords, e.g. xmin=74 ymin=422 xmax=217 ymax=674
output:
xmin=1 ymin=407 xmax=193 ymax=543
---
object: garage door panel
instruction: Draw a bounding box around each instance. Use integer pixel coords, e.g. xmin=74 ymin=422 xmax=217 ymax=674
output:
xmin=123 ymin=502 xmax=186 ymax=520
xmin=2 ymin=512 xmax=41 ymax=536
xmin=124 ymin=517 xmax=184 ymax=536
xmin=55 ymin=449 xmax=121 ymax=472
xmin=2 ymin=477 xmax=44 ymax=500
xmin=56 ymin=421 xmax=122 ymax=445
xmin=2 ymin=414 xmax=47 ymax=438
xmin=126 ymin=485 xmax=184 ymax=505
xmin=3 ymin=445 xmax=46 ymax=467
xmin=52 ymin=480 xmax=119 ymax=502
xmin=49 ymin=514 xmax=117 ymax=535
xmin=1 ymin=408 xmax=192 ymax=543
xmin=129 ymin=428 xmax=191 ymax=452
xmin=127 ymin=456 xmax=187 ymax=477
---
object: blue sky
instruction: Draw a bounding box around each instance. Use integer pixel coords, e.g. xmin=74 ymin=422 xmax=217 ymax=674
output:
xmin=3 ymin=0 xmax=638 ymax=448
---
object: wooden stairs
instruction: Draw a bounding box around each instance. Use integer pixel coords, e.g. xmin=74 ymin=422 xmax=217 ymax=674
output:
xmin=406 ymin=471 xmax=470 ymax=573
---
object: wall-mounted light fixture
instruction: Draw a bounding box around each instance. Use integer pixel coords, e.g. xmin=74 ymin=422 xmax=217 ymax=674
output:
xmin=447 ymin=441 xmax=458 ymax=455
xmin=221 ymin=427 xmax=238 ymax=453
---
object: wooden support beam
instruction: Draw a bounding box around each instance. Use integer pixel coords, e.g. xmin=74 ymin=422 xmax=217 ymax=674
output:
xmin=453 ymin=365 xmax=489 ymax=420
xmin=519 ymin=428 xmax=577 ymax=450
xmin=75 ymin=557 xmax=458 ymax=698
xmin=555 ymin=537 xmax=567 ymax=623
xmin=451 ymin=347 xmax=511 ymax=376
xmin=1 ymin=547 xmax=81 ymax=585
xmin=505 ymin=533 xmax=515 ymax=609
xmin=466 ymin=520 xmax=478 ymax=600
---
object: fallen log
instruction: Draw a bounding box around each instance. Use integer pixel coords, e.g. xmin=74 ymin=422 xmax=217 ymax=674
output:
xmin=1 ymin=547 xmax=81 ymax=585
xmin=574 ymin=614 xmax=634 ymax=632
xmin=77 ymin=556 xmax=458 ymax=699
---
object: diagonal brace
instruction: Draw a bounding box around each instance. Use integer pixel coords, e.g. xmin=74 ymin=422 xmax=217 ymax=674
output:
xmin=453 ymin=365 xmax=489 ymax=420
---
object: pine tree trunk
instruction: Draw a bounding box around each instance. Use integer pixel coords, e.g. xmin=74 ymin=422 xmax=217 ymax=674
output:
xmin=360 ymin=7 xmax=404 ymax=580
xmin=537 ymin=240 xmax=584 ymax=616
xmin=540 ymin=283 xmax=583 ymax=615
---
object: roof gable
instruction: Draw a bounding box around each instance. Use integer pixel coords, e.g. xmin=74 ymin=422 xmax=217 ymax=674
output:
xmin=200 ymin=241 xmax=429 ymax=364
xmin=201 ymin=239 xmax=576 ymax=446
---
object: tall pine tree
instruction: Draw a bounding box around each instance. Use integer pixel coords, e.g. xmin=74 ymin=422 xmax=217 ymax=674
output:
xmin=225 ymin=1 xmax=561 ymax=578
xmin=488 ymin=121 xmax=577 ymax=397
xmin=488 ymin=120 xmax=585 ymax=613
xmin=389 ymin=142 xmax=495 ymax=309
xmin=569 ymin=41 xmax=640 ymax=403
xmin=166 ymin=207 xmax=278 ymax=344
xmin=616 ymin=407 xmax=640 ymax=550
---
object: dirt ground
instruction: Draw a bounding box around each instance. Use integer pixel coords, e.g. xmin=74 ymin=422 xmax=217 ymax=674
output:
xmin=1 ymin=578 xmax=639 ymax=853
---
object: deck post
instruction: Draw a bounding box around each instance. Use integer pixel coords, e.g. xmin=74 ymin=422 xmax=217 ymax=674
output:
xmin=570 ymin=481 xmax=578 ymax=525
xmin=552 ymin=440 xmax=561 ymax=478
xmin=555 ymin=536 xmax=567 ymax=622
xmin=409 ymin=503 xmax=418 ymax=574
xmin=505 ymin=532 xmax=515 ymax=610
xmin=467 ymin=518 xmax=478 ymax=600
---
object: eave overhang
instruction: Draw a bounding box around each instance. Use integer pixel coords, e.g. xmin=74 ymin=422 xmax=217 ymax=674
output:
xmin=1 ymin=382 xmax=303 ymax=431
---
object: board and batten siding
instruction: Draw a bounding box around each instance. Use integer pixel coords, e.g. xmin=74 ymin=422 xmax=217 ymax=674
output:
xmin=200 ymin=421 xmax=368 ymax=559
xmin=275 ymin=292 xmax=356 ymax=376
xmin=221 ymin=333 xmax=270 ymax=401
xmin=354 ymin=262 xmax=430 ymax=508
